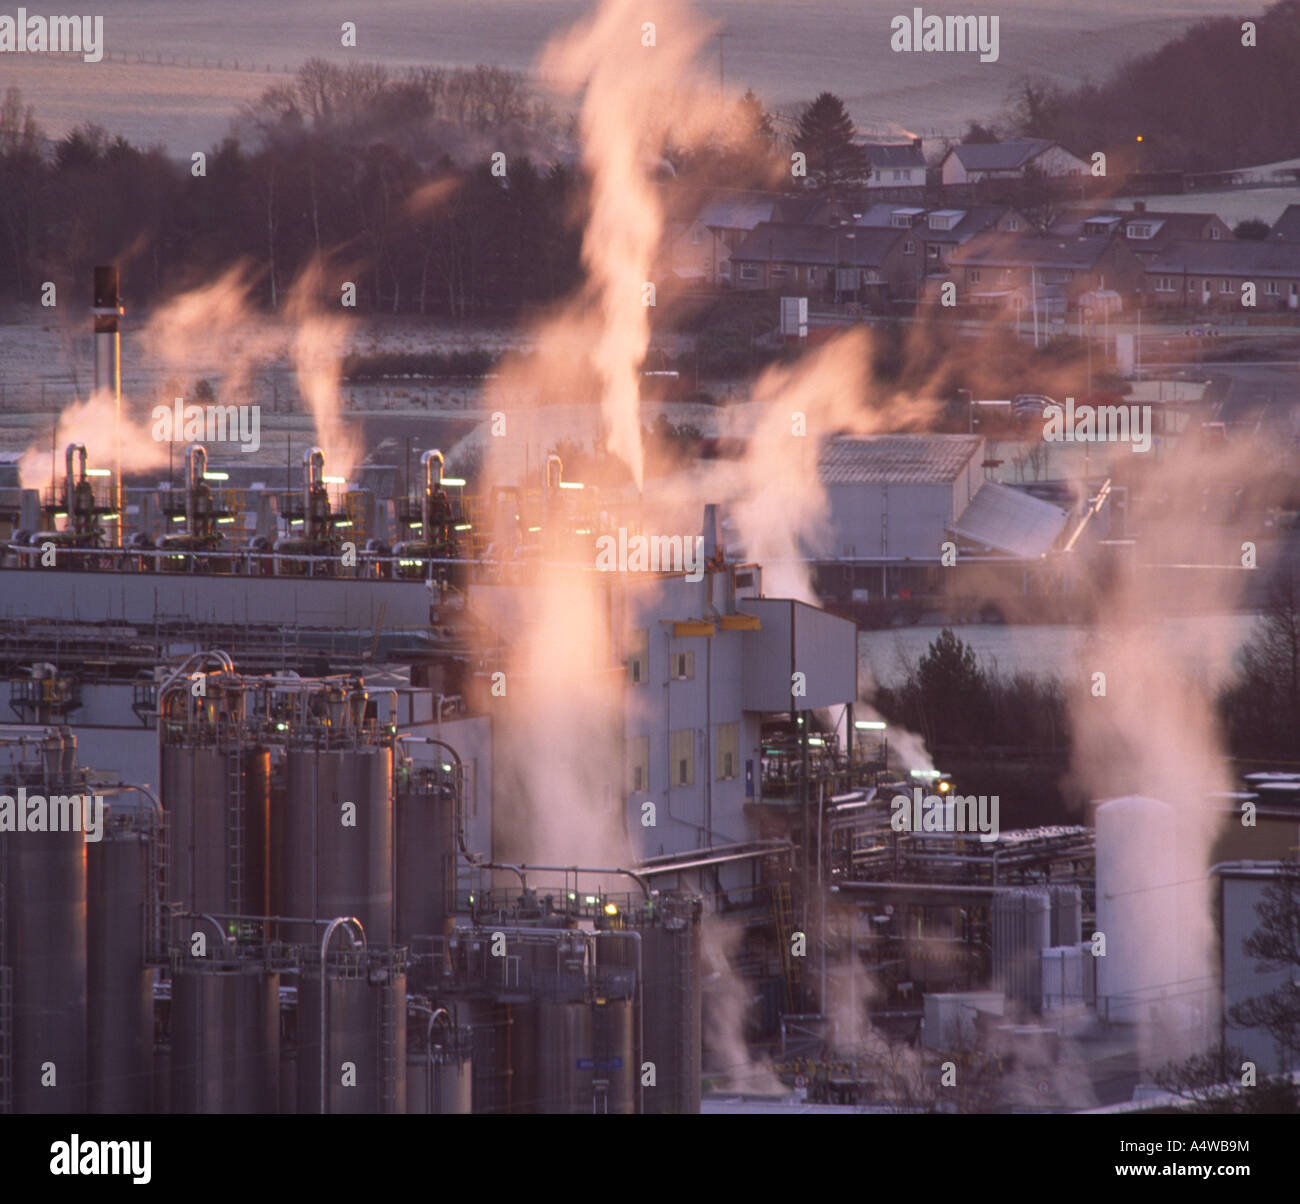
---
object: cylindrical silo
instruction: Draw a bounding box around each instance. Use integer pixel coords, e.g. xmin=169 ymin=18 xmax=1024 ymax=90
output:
xmin=278 ymin=744 xmax=394 ymax=943
xmin=161 ymin=743 xmax=272 ymax=916
xmin=394 ymin=764 xmax=458 ymax=968
xmin=462 ymin=997 xmax=514 ymax=1114
xmin=1 ymin=769 xmax=88 ymax=1112
xmin=169 ymin=960 xmax=280 ymax=1113
xmin=992 ymin=887 xmax=1051 ymax=1012
xmin=87 ymin=796 xmax=157 ymax=1113
xmin=515 ymin=997 xmax=636 ymax=1114
xmin=295 ymin=949 xmax=406 ymax=1114
xmin=1095 ymin=795 xmax=1177 ymax=1025
xmin=405 ymin=1009 xmax=472 ymax=1115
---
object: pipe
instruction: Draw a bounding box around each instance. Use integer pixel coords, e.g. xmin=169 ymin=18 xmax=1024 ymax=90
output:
xmin=319 ymin=915 xmax=366 ymax=1114
xmin=516 ymin=864 xmax=651 ymax=899
xmin=421 ymin=449 xmax=444 ymax=539
xmin=185 ymin=444 xmax=206 ymax=533
xmin=63 ymin=442 xmax=87 ymax=514
xmin=599 ymin=928 xmax=644 ymax=1114
xmin=545 ymin=454 xmax=563 ymax=492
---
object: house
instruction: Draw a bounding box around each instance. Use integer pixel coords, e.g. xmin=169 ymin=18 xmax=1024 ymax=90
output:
xmin=728 ymin=221 xmax=914 ymax=302
xmin=1144 ymin=239 xmax=1300 ymax=310
xmin=948 ymin=233 xmax=1144 ymax=312
xmin=856 ymin=139 xmax=927 ymax=191
xmin=1267 ymin=204 xmax=1300 ymax=242
xmin=661 ymin=189 xmax=782 ymax=287
xmin=940 ymin=138 xmax=1088 ymax=187
xmin=1049 ymin=202 xmax=1233 ymax=261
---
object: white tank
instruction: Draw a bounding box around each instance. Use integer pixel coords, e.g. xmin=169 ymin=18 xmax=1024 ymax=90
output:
xmin=1095 ymin=795 xmax=1177 ymax=1024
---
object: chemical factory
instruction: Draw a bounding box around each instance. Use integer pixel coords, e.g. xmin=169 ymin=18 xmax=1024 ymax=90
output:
xmin=0 ymin=269 xmax=1295 ymax=1115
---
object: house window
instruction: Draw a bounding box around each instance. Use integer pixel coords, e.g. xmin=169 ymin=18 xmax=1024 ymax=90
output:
xmin=627 ymin=734 xmax=649 ymax=794
xmin=1266 ymin=280 xmax=1280 ymax=295
xmin=1127 ymin=223 xmax=1152 ymax=239
xmin=770 ymin=266 xmax=788 ymax=279
xmin=1219 ymin=279 xmax=1232 ymax=293
xmin=715 ymin=722 xmax=740 ymax=781
xmin=903 ymin=240 xmax=915 ymax=255
xmin=691 ymin=227 xmax=704 ymax=245
xmin=627 ymin=628 xmax=648 ymax=685
xmin=891 ymin=213 xmax=913 ymax=228
xmin=969 ymin=270 xmax=982 ymax=284
xmin=671 ymin=651 xmax=694 ymax=681
xmin=893 ymin=169 xmax=906 ymax=181
xmin=1210 ymin=227 xmax=1222 ymax=240
xmin=670 ymin=728 xmax=694 ymax=787
xmin=1000 ymin=268 xmax=1012 ymax=282
xmin=1043 ymin=269 xmax=1072 ymax=284
xmin=738 ymin=263 xmax=758 ymax=281
xmin=1005 ymin=218 xmax=1020 ymax=231
xmin=928 ymin=244 xmax=941 ymax=259
xmin=1155 ymin=277 xmax=1174 ymax=291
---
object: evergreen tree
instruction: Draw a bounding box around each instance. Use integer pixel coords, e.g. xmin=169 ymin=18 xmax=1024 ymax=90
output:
xmin=793 ymin=91 xmax=863 ymax=188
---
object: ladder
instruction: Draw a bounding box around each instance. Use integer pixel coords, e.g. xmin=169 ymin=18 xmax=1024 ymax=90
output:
xmin=772 ymin=882 xmax=800 ymax=1013
xmin=377 ymin=980 xmax=399 ymax=1114
xmin=224 ymin=749 xmax=244 ymax=914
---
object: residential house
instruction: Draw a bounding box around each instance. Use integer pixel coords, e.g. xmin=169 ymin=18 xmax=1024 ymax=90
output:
xmin=856 ymin=139 xmax=927 ymax=192
xmin=1145 ymin=239 xmax=1300 ymax=310
xmin=728 ymin=221 xmax=914 ymax=302
xmin=949 ymin=233 xmax=1145 ymax=312
xmin=940 ymin=138 xmax=1088 ymax=187
xmin=1267 ymin=204 xmax=1300 ymax=242
xmin=1049 ymin=202 xmax=1233 ymax=261
xmin=662 ymin=189 xmax=782 ymax=287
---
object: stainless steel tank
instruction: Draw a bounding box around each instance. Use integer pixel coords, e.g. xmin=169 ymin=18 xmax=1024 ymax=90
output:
xmin=1 ymin=765 xmax=88 ymax=1112
xmin=278 ymin=745 xmax=393 ymax=942
xmin=405 ymin=1011 xmax=472 ymax=1115
xmin=294 ymin=949 xmax=406 ymax=1114
xmin=394 ymin=765 xmax=457 ymax=962
xmin=87 ymin=797 xmax=156 ymax=1113
xmin=462 ymin=998 xmax=514 ymax=1114
xmin=161 ymin=743 xmax=272 ymax=916
xmin=514 ymin=997 xmax=636 ymax=1114
xmin=169 ymin=960 xmax=279 ymax=1113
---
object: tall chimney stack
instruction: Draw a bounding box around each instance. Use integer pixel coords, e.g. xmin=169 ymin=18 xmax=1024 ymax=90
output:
xmin=92 ymin=266 xmax=123 ymax=545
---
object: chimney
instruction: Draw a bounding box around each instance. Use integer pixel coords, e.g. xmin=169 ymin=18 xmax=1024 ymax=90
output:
xmin=1132 ymin=201 xmax=1146 ymax=214
xmin=701 ymin=503 xmax=719 ymax=564
xmin=91 ymin=266 xmax=123 ymax=545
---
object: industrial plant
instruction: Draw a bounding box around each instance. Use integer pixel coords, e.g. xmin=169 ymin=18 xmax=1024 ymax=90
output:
xmin=0 ymin=267 xmax=1292 ymax=1119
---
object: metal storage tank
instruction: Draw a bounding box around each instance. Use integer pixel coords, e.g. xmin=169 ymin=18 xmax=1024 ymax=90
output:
xmin=405 ymin=1007 xmax=472 ymax=1115
xmin=0 ymin=737 xmax=88 ymax=1112
xmin=462 ymin=998 xmax=514 ymax=1114
xmin=513 ymin=997 xmax=636 ymax=1114
xmin=992 ymin=888 xmax=1051 ymax=1012
xmin=394 ymin=764 xmax=458 ymax=965
xmin=1095 ymin=795 xmax=1177 ymax=1024
xmin=170 ymin=959 xmax=280 ymax=1113
xmin=626 ymin=899 xmax=702 ymax=1114
xmin=295 ymin=950 xmax=406 ymax=1114
xmin=161 ymin=743 xmax=272 ymax=916
xmin=278 ymin=745 xmax=393 ymax=942
xmin=87 ymin=795 xmax=157 ymax=1113
xmin=1049 ymin=884 xmax=1082 ymax=947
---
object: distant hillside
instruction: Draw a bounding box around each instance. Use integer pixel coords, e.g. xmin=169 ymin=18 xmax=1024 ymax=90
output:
xmin=1006 ymin=0 xmax=1300 ymax=173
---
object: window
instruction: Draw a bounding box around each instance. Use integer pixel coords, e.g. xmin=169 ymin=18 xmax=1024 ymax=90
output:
xmin=1210 ymin=227 xmax=1222 ymax=240
xmin=715 ymin=723 xmax=739 ymax=780
xmin=690 ymin=227 xmax=704 ymax=245
xmin=1266 ymin=280 xmax=1280 ymax=295
xmin=893 ymin=169 xmax=906 ymax=182
xmin=628 ymin=734 xmax=649 ymax=794
xmin=891 ymin=213 xmax=913 ymax=228
xmin=627 ymin=628 xmax=648 ymax=685
xmin=738 ymin=263 xmax=758 ymax=281
xmin=1043 ymin=269 xmax=1072 ymax=284
xmin=770 ymin=266 xmax=788 ymax=279
xmin=1005 ymin=218 xmax=1020 ymax=232
xmin=1219 ymin=278 xmax=1232 ymax=293
xmin=1154 ymin=277 xmax=1174 ymax=291
xmin=969 ymin=270 xmax=982 ymax=284
xmin=903 ymin=240 xmax=915 ymax=255
xmin=670 ymin=728 xmax=694 ymax=787
xmin=671 ymin=651 xmax=694 ymax=680
xmin=928 ymin=244 xmax=941 ymax=259
xmin=1127 ymin=223 xmax=1152 ymax=239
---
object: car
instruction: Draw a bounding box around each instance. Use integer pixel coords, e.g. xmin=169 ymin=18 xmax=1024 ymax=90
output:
xmin=1013 ymin=393 xmax=1056 ymax=418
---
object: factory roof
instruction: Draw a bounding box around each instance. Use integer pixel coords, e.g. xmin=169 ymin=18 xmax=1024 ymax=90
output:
xmin=818 ymin=435 xmax=982 ymax=485
xmin=949 ymin=481 xmax=1070 ymax=558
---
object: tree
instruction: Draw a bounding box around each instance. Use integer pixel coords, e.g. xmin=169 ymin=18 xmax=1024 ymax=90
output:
xmin=793 ymin=92 xmax=863 ymax=189
xmin=1153 ymin=1040 xmax=1299 ymax=1113
xmin=1226 ymin=862 xmax=1300 ymax=1070
xmin=1219 ymin=573 xmax=1300 ymax=759
xmin=914 ymin=628 xmax=986 ymax=747
xmin=961 ymin=121 xmax=999 ymax=144
xmin=1234 ymin=219 xmax=1270 ymax=240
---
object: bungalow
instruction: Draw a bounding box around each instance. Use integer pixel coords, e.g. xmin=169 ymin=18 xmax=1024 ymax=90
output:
xmin=728 ymin=222 xmax=914 ymax=302
xmin=948 ymin=233 xmax=1145 ymax=311
xmin=1049 ymin=203 xmax=1233 ymax=261
xmin=1145 ymin=239 xmax=1300 ymax=310
xmin=940 ymin=138 xmax=1088 ymax=187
